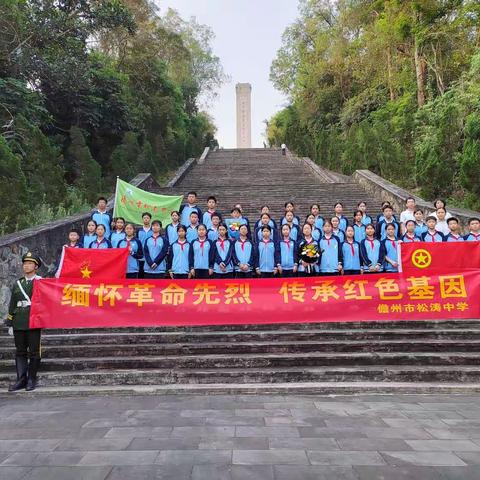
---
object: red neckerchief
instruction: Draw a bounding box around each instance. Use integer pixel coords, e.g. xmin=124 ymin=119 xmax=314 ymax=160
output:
xmin=388 ymin=238 xmax=396 ymax=249
xmin=305 ymin=237 xmax=313 ymax=244
xmin=283 ymin=238 xmax=291 ymax=249
xmin=262 ymin=239 xmax=270 ymax=248
xmin=126 ymin=239 xmax=131 ymax=249
xmin=198 ymin=238 xmax=206 ymax=255
xmin=239 ymin=238 xmax=248 ymax=251
xmin=96 ymin=238 xmax=105 ymax=247
xmin=218 ymin=238 xmax=226 ymax=251
xmin=405 ymin=234 xmax=415 ymax=241
xmin=367 ymin=237 xmax=375 ymax=250
xmin=152 ymin=234 xmax=159 ymax=247
xmin=346 ymin=240 xmax=355 ymax=256
xmin=450 ymin=234 xmax=460 ymax=241
xmin=428 ymin=231 xmax=437 ymax=242
xmin=472 ymin=233 xmax=479 ymax=241
xmin=324 ymin=235 xmax=332 ymax=246
xmin=178 ymin=240 xmax=186 ymax=251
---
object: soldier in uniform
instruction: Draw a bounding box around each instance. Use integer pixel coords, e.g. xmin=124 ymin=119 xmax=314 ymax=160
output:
xmin=5 ymin=252 xmax=42 ymax=392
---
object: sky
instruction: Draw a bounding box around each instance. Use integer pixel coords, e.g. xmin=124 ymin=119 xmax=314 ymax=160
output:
xmin=156 ymin=0 xmax=299 ymax=148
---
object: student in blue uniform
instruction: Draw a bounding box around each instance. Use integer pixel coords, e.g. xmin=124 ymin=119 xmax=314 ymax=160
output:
xmin=202 ymin=196 xmax=221 ymax=230
xmin=226 ymin=208 xmax=248 ymax=241
xmin=167 ymin=225 xmax=192 ymax=279
xmin=91 ymin=197 xmax=112 ymax=238
xmin=402 ymin=220 xmax=421 ymax=242
xmin=82 ymin=220 xmax=97 ymax=248
xmin=464 ymin=218 xmax=480 ymax=241
xmin=357 ymin=201 xmax=373 ymax=226
xmin=136 ymin=212 xmax=153 ymax=278
xmin=413 ymin=209 xmax=427 ymax=238
xmin=421 ymin=216 xmax=445 ymax=242
xmin=110 ymin=217 xmax=126 ymax=247
xmin=118 ymin=223 xmax=143 ymax=278
xmin=189 ymin=224 xmax=214 ymax=279
xmin=376 ymin=201 xmax=393 ymax=224
xmin=382 ymin=223 xmax=400 ymax=272
xmin=233 ymin=203 xmax=252 ymax=236
xmin=180 ymin=191 xmax=202 ymax=226
xmin=255 ymin=213 xmax=279 ymax=243
xmin=297 ymin=223 xmax=320 ymax=277
xmin=282 ymin=211 xmax=300 ymax=242
xmin=278 ymin=224 xmax=298 ymax=277
xmin=376 ymin=205 xmax=400 ymax=240
xmin=213 ymin=224 xmax=234 ymax=278
xmin=143 ymin=220 xmax=169 ymax=279
xmin=255 ymin=225 xmax=280 ymax=278
xmin=331 ymin=216 xmax=345 ymax=242
xmin=233 ymin=224 xmax=256 ymax=278
xmin=318 ymin=221 xmax=342 ymax=276
xmin=333 ymin=203 xmax=348 ymax=231
xmin=166 ymin=210 xmax=180 ymax=245
xmin=207 ymin=213 xmax=221 ymax=241
xmin=254 ymin=206 xmax=277 ymax=231
xmin=64 ymin=229 xmax=81 ymax=248
xmin=352 ymin=210 xmax=366 ymax=243
xmin=280 ymin=202 xmax=300 ymax=226
xmin=186 ymin=211 xmax=200 ymax=243
xmin=305 ymin=214 xmax=322 ymax=241
xmin=310 ymin=204 xmax=324 ymax=230
xmin=342 ymin=226 xmax=362 ymax=275
xmin=360 ymin=224 xmax=384 ymax=273
xmin=445 ymin=217 xmax=464 ymax=242
xmin=89 ymin=224 xmax=112 ymax=249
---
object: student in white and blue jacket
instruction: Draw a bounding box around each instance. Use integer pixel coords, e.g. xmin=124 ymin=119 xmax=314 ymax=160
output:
xmin=166 ymin=210 xmax=180 ymax=245
xmin=310 ymin=204 xmax=324 ymax=230
xmin=255 ymin=225 xmax=280 ymax=278
xmin=360 ymin=224 xmax=385 ymax=273
xmin=202 ymin=196 xmax=221 ymax=230
xmin=213 ymin=224 xmax=235 ymax=278
xmin=167 ymin=225 xmax=192 ymax=279
xmin=282 ymin=211 xmax=300 ymax=242
xmin=414 ymin=209 xmax=428 ymax=238
xmin=376 ymin=205 xmax=400 ymax=240
xmin=382 ymin=223 xmax=400 ymax=273
xmin=445 ymin=217 xmax=464 ymax=242
xmin=255 ymin=213 xmax=279 ymax=243
xmin=118 ymin=223 xmax=143 ymax=279
xmin=254 ymin=206 xmax=278 ymax=231
xmin=357 ymin=201 xmax=373 ymax=226
xmin=110 ymin=217 xmax=126 ymax=247
xmin=421 ymin=216 xmax=445 ymax=242
xmin=342 ymin=226 xmax=362 ymax=275
xmin=334 ymin=203 xmax=349 ymax=232
xmin=280 ymin=202 xmax=300 ymax=226
xmin=233 ymin=224 xmax=256 ymax=278
xmin=82 ymin=220 xmax=97 ymax=248
xmin=143 ymin=220 xmax=169 ymax=279
xmin=331 ymin=216 xmax=346 ymax=243
xmin=207 ymin=213 xmax=221 ymax=242
xmin=464 ymin=218 xmax=480 ymax=241
xmin=136 ymin=212 xmax=153 ymax=278
xmin=319 ymin=221 xmax=342 ymax=276
xmin=297 ymin=223 xmax=320 ymax=277
xmin=91 ymin=197 xmax=112 ymax=238
xmin=89 ymin=224 xmax=112 ymax=249
xmin=305 ymin=214 xmax=322 ymax=241
xmin=352 ymin=210 xmax=366 ymax=243
xmin=278 ymin=224 xmax=298 ymax=277
xmin=189 ymin=224 xmax=214 ymax=279
xmin=186 ymin=211 xmax=200 ymax=243
xmin=401 ymin=220 xmax=421 ymax=242
xmin=180 ymin=191 xmax=203 ymax=226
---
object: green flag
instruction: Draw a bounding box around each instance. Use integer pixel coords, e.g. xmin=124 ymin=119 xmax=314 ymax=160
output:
xmin=113 ymin=178 xmax=183 ymax=226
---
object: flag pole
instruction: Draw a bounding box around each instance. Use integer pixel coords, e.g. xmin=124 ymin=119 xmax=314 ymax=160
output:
xmin=112 ymin=176 xmax=119 ymax=219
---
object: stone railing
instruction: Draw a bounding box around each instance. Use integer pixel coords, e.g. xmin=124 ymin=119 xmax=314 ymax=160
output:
xmin=353 ymin=169 xmax=479 ymax=226
xmin=0 ymin=173 xmax=161 ymax=318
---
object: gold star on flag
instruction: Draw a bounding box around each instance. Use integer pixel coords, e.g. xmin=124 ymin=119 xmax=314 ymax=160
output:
xmin=80 ymin=265 xmax=92 ymax=278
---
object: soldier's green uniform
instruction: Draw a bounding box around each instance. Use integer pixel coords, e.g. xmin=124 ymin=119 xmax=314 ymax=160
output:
xmin=5 ymin=252 xmax=42 ymax=392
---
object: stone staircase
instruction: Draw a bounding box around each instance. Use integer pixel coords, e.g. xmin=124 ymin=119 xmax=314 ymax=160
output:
xmin=2 ymin=148 xmax=480 ymax=395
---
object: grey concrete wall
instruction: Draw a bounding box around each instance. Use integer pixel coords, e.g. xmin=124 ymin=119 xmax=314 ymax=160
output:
xmin=0 ymin=173 xmax=161 ymax=319
xmin=352 ymin=169 xmax=480 ymax=227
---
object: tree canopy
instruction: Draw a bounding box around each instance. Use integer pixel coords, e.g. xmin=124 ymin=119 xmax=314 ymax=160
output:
xmin=268 ymin=0 xmax=480 ymax=210
xmin=0 ymin=0 xmax=224 ymax=234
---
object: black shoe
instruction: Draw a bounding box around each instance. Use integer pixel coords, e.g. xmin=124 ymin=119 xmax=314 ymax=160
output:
xmin=8 ymin=356 xmax=28 ymax=392
xmin=25 ymin=358 xmax=40 ymax=392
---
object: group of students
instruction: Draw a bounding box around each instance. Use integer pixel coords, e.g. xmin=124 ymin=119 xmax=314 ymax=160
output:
xmin=62 ymin=193 xmax=480 ymax=279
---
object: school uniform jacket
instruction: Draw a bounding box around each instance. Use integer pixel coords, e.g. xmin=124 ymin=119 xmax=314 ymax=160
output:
xmin=376 ymin=219 xmax=400 ymax=240
xmin=179 ymin=204 xmax=203 ymax=226
xmin=89 ymin=238 xmax=112 ymax=249
xmin=381 ymin=238 xmax=399 ymax=272
xmin=255 ymin=239 xmax=280 ymax=272
xmin=318 ymin=235 xmax=342 ymax=273
xmin=360 ymin=238 xmax=385 ymax=269
xmin=401 ymin=233 xmax=421 ymax=243
xmin=213 ymin=238 xmax=234 ymax=274
xmin=143 ymin=235 xmax=169 ymax=274
xmin=341 ymin=240 xmax=361 ymax=271
xmin=232 ymin=238 xmax=257 ymax=272
xmin=189 ymin=238 xmax=215 ymax=270
xmin=167 ymin=240 xmax=193 ymax=274
xmin=91 ymin=210 xmax=112 ymax=237
xmin=464 ymin=233 xmax=480 ymax=241
xmin=421 ymin=231 xmax=445 ymax=242
xmin=117 ymin=237 xmax=143 ymax=273
xmin=278 ymin=237 xmax=298 ymax=270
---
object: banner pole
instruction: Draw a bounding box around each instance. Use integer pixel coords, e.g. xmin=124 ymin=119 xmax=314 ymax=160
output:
xmin=112 ymin=177 xmax=119 ymax=219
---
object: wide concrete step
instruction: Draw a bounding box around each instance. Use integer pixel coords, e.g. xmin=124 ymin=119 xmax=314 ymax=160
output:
xmin=2 ymin=352 xmax=480 ymax=372
xmin=3 ymin=365 xmax=480 ymax=387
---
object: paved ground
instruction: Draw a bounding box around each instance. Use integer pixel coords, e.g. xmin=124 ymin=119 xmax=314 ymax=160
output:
xmin=0 ymin=394 xmax=479 ymax=479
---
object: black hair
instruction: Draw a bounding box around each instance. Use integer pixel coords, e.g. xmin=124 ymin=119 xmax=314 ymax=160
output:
xmin=426 ymin=215 xmax=437 ymax=222
xmin=96 ymin=224 xmax=106 ymax=232
xmin=414 ymin=208 xmax=424 ymax=214
xmin=142 ymin=212 xmax=152 ymax=219
xmin=357 ymin=201 xmax=366 ymax=207
xmin=260 ymin=204 xmax=270 ymax=211
xmin=284 ymin=201 xmax=295 ymax=208
xmin=382 ymin=205 xmax=394 ymax=212
xmin=434 ymin=198 xmax=446 ymax=208
xmin=381 ymin=201 xmax=391 ymax=208
xmin=310 ymin=203 xmax=320 ymax=211
xmin=323 ymin=220 xmax=333 ymax=228
xmin=170 ymin=210 xmax=180 ymax=216
xmin=447 ymin=217 xmax=459 ymax=224
xmin=405 ymin=220 xmax=416 ymax=227
xmin=151 ymin=220 xmax=162 ymax=227
xmin=353 ymin=210 xmax=363 ymax=217
xmin=211 ymin=212 xmax=221 ymax=219
xmin=261 ymin=225 xmax=272 ymax=232
xmin=97 ymin=196 xmax=108 ymax=204
xmin=177 ymin=225 xmax=187 ymax=234
xmin=405 ymin=196 xmax=416 ymax=203
xmin=468 ymin=217 xmax=480 ymax=224
xmin=207 ymin=196 xmax=217 ymax=203
xmin=69 ymin=228 xmax=81 ymax=236
xmin=231 ymin=207 xmax=241 ymax=214
xmin=187 ymin=191 xmax=197 ymax=197
xmin=189 ymin=211 xmax=199 ymax=217
xmin=197 ymin=223 xmax=208 ymax=231
xmin=114 ymin=217 xmax=125 ymax=223
xmin=86 ymin=219 xmax=97 ymax=228
xmin=334 ymin=202 xmax=344 ymax=208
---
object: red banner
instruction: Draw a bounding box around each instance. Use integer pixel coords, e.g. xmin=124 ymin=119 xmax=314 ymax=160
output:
xmin=30 ymin=271 xmax=480 ymax=329
xmin=400 ymin=242 xmax=480 ymax=274
xmin=57 ymin=248 xmax=128 ymax=279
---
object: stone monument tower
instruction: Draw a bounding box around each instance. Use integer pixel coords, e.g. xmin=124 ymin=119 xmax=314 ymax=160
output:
xmin=236 ymin=83 xmax=252 ymax=148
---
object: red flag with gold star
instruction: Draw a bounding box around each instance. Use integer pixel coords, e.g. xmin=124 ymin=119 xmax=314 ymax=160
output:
xmin=399 ymin=242 xmax=480 ymax=274
xmin=56 ymin=247 xmax=128 ymax=279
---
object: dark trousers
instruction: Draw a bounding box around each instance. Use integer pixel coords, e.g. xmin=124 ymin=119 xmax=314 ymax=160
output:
xmin=343 ymin=269 xmax=361 ymax=275
xmin=14 ymin=329 xmax=41 ymax=360
xmin=320 ymin=272 xmax=339 ymax=276
xmin=144 ymin=273 xmax=166 ymax=279
xmin=259 ymin=272 xmax=274 ymax=278
xmin=173 ymin=274 xmax=189 ymax=279
xmin=214 ymin=273 xmax=234 ymax=279
xmin=236 ymin=272 xmax=252 ymax=279
xmin=194 ymin=269 xmax=210 ymax=279
xmin=126 ymin=272 xmax=139 ymax=279
xmin=138 ymin=260 xmax=145 ymax=279
xmin=281 ymin=270 xmax=296 ymax=277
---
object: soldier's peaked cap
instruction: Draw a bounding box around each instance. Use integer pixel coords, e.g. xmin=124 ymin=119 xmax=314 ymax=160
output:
xmin=22 ymin=252 xmax=42 ymax=268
